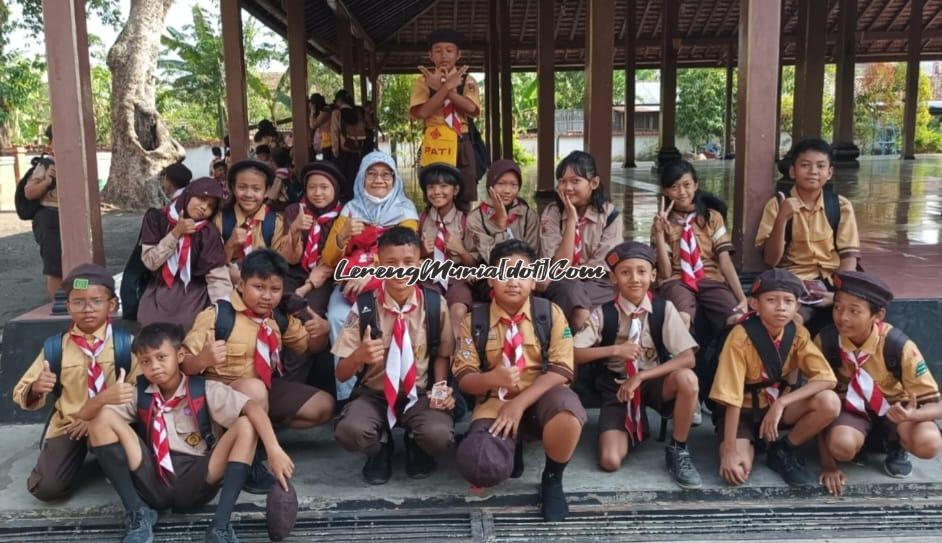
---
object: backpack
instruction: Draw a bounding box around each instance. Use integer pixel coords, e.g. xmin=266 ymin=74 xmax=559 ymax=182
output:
xmin=775 ymin=181 xmax=841 ymax=249
xmin=818 ymin=323 xmax=910 ymax=382
xmin=120 ymin=208 xmax=159 ymax=320
xmin=220 ymin=206 xmax=277 ymax=249
xmin=213 ymin=299 xmax=288 ymax=342
xmin=136 ymin=374 xmax=216 ymax=450
xmin=14 ymin=157 xmax=49 ymax=221
xmin=428 ymin=75 xmax=490 ymax=182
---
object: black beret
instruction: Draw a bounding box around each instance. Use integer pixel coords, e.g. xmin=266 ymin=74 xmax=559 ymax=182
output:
xmin=427 ymin=28 xmax=464 ymax=49
xmin=605 ymin=241 xmax=656 ymax=269
xmin=299 ymin=161 xmax=345 ymax=193
xmin=419 ymin=162 xmax=462 ymax=189
xmin=750 ymin=268 xmax=803 ymax=299
xmin=63 ymin=263 xmax=115 ymax=296
xmin=833 ymin=270 xmax=893 ymax=308
xmin=455 ymin=431 xmax=514 ymax=488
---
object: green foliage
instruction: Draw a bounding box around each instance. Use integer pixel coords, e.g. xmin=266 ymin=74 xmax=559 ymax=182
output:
xmin=0 ymin=52 xmax=45 ymax=146
xmin=511 ymin=72 xmax=538 ymax=133
xmin=513 ymin=138 xmax=535 ymax=166
xmin=676 ymin=68 xmax=726 ymax=152
xmin=377 ymin=73 xmax=422 ymax=163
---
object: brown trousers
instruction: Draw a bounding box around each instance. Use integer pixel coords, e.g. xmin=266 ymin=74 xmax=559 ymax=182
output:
xmin=457 ymin=136 xmax=478 ymax=209
xmin=28 ymin=435 xmax=87 ymax=501
xmin=658 ymin=278 xmax=739 ymax=332
xmin=334 ymin=389 xmax=454 ymax=456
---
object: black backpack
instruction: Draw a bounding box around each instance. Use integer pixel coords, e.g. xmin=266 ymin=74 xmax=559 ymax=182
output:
xmin=818 ymin=323 xmax=910 ymax=382
xmin=14 ymin=156 xmax=50 ymax=221
xmin=213 ymin=299 xmax=289 ymax=341
xmin=136 ymin=374 xmax=216 ymax=449
xmin=220 ymin=206 xmax=277 ymax=249
xmin=120 ymin=208 xmax=159 ymax=320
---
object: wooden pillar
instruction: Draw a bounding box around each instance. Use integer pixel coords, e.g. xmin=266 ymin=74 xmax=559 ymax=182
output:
xmin=338 ymin=13 xmax=355 ymax=96
xmin=499 ymin=0 xmax=513 ymax=159
xmin=286 ymin=0 xmax=310 ymax=167
xmin=488 ymin=0 xmax=501 ymax=162
xmin=623 ymin=0 xmax=637 ymax=168
xmin=369 ymin=50 xmax=378 ymax=107
xmin=657 ymin=0 xmax=680 ymax=166
xmin=42 ymin=0 xmax=104 ymax=269
xmin=734 ymin=0 xmax=782 ymax=272
xmin=585 ymin=0 xmax=615 ymax=189
xmin=723 ymin=48 xmax=735 ymax=159
xmin=792 ymin=0 xmax=827 ymax=140
xmin=536 ymin=0 xmax=556 ymax=199
xmin=359 ymin=42 xmax=369 ymax=106
xmin=902 ymin=0 xmax=923 ymax=160
xmin=833 ymin=0 xmax=860 ymax=166
xmin=221 ymin=0 xmax=249 ymax=160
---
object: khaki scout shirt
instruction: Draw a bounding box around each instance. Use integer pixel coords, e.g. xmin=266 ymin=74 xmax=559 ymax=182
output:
xmin=452 ymin=299 xmax=574 ymax=421
xmin=410 ymin=72 xmax=482 ymax=134
xmin=466 ymin=198 xmax=540 ymax=265
xmin=814 ymin=322 xmax=940 ymax=405
xmin=540 ymin=201 xmax=623 ymax=268
xmin=331 ymin=286 xmax=453 ymax=392
xmin=419 ymin=206 xmax=472 ymax=264
xmin=13 ymin=323 xmax=139 ymax=439
xmin=710 ymin=322 xmax=836 ymax=410
xmin=755 ymin=187 xmax=860 ymax=281
xmin=213 ymin=205 xmax=288 ymax=263
xmin=574 ymin=294 xmax=698 ymax=374
xmin=108 ymin=375 xmax=248 ymax=456
xmin=183 ymin=290 xmax=310 ymax=384
xmin=657 ymin=209 xmax=733 ymax=284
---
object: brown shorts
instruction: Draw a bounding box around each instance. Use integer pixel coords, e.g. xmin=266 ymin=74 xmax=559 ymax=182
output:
xmin=456 ymin=136 xmax=478 ymax=207
xmin=830 ymin=410 xmax=900 ymax=442
xmin=31 ymin=206 xmax=62 ymax=277
xmin=658 ymin=278 xmax=739 ymax=332
xmin=334 ymin=388 xmax=454 ymax=456
xmin=543 ymin=277 xmax=614 ymax=320
xmin=27 ymin=434 xmax=87 ymax=501
xmin=596 ymin=370 xmax=673 ymax=435
xmin=269 ymin=377 xmax=321 ymax=425
xmin=130 ymin=436 xmax=220 ymax=512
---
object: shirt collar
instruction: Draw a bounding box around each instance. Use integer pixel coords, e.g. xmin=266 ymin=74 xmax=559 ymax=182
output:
xmin=70 ymin=321 xmax=109 ymax=342
xmin=490 ymin=298 xmax=532 ymax=327
xmin=789 ymin=186 xmax=825 ymax=211
xmin=430 ymin=205 xmax=459 ymax=224
xmin=839 ymin=323 xmax=881 ymax=355
xmin=145 ymin=374 xmax=188 ymax=399
xmin=563 ymin=203 xmax=603 ymax=224
xmin=380 ymin=286 xmax=421 ymax=313
xmin=616 ymin=293 xmax=652 ymax=315
xmin=236 ymin=204 xmax=267 ymax=223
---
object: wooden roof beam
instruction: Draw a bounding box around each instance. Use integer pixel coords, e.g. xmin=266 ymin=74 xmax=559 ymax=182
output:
xmin=379 ymin=0 xmax=444 ymax=45
xmin=327 ymin=0 xmax=375 ymax=51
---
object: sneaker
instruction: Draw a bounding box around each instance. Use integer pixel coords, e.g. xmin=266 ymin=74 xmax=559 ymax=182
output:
xmin=243 ymin=456 xmax=275 ymax=495
xmin=766 ymin=439 xmax=815 ymax=487
xmin=539 ymin=472 xmax=569 ymax=522
xmin=204 ymin=524 xmax=239 ymax=543
xmin=404 ymin=433 xmax=436 ymax=479
xmin=665 ymin=444 xmax=703 ymax=489
xmin=691 ymin=403 xmax=703 ymax=427
xmin=883 ymin=443 xmax=913 ymax=478
xmin=363 ymin=438 xmax=393 ymax=485
xmin=511 ymin=443 xmax=525 ymax=478
xmin=122 ymin=505 xmax=157 ymax=543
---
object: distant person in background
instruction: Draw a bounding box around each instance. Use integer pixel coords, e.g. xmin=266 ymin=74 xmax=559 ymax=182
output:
xmin=23 ymin=125 xmax=62 ymax=301
xmin=330 ymin=90 xmax=368 ymax=199
xmin=159 ymin=162 xmax=193 ymax=205
xmin=309 ymin=93 xmax=334 ymax=161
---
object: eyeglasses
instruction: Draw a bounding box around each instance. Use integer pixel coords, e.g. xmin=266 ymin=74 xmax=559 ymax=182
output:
xmin=66 ymin=298 xmax=111 ymax=310
xmin=366 ymin=171 xmax=394 ymax=181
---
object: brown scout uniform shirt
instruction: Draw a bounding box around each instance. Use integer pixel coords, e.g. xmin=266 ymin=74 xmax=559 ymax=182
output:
xmin=466 ymin=198 xmax=541 ymax=265
xmin=409 ymin=71 xmax=482 ymax=134
xmin=212 ymin=205 xmax=289 ymax=264
xmin=540 ymin=201 xmax=623 ymax=268
xmin=420 ymin=206 xmax=472 ymax=264
xmin=657 ymin=209 xmax=733 ymax=284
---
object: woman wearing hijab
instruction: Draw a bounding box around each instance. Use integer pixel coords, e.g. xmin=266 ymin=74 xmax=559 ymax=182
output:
xmin=322 ymin=151 xmax=419 ymax=400
xmin=137 ymin=177 xmax=230 ymax=329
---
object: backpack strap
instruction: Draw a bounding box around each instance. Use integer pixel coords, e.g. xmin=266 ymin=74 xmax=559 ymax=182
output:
xmin=649 ymin=295 xmax=672 ymax=364
xmin=605 ymin=208 xmax=620 ymax=229
xmin=818 ymin=324 xmax=843 ymax=374
xmin=43 ymin=333 xmax=64 ymax=399
xmin=478 ymin=207 xmax=493 ymax=237
xmin=185 ymin=375 xmax=217 ymax=449
xmin=470 ymin=302 xmax=491 ymax=372
xmin=882 ymin=326 xmax=910 ymax=382
xmin=214 ymin=300 xmax=236 ymax=342
xmin=600 ymin=301 xmax=619 ymax=348
xmin=272 ymin=308 xmax=288 ymax=335
xmin=741 ymin=316 xmax=795 ymax=384
xmin=261 ymin=207 xmax=276 ymax=247
xmin=530 ymin=296 xmax=553 ymax=373
xmin=221 ymin=207 xmax=236 ymax=243
xmin=355 ymin=291 xmax=379 ymax=383
xmin=822 ymin=189 xmax=841 ymax=248
xmin=422 ymin=287 xmax=442 ymax=386
xmin=136 ymin=374 xmax=152 ymax=433
xmin=112 ymin=326 xmax=133 ymax=378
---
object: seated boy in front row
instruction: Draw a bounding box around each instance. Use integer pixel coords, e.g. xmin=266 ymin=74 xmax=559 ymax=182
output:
xmin=453 ymin=239 xmax=586 ymax=522
xmin=573 ymin=242 xmax=702 ymax=489
xmin=332 ymin=226 xmax=456 ymax=484
xmin=78 ymin=323 xmax=296 ymax=543
xmin=817 ymin=271 xmax=942 ymax=496
xmin=13 ymin=263 xmax=139 ymax=502
xmin=710 ymin=268 xmax=840 ymax=487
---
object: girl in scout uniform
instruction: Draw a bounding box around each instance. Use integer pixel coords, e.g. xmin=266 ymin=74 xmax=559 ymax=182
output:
xmin=467 ymin=159 xmax=540 ymax=269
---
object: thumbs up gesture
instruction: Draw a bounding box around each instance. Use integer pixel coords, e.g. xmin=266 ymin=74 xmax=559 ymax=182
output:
xmin=32 ymin=360 xmax=57 ymax=395
xmin=354 ymin=325 xmax=385 ymax=366
xmin=101 ymin=368 xmax=135 ymax=406
xmin=202 ymin=330 xmax=228 ymax=366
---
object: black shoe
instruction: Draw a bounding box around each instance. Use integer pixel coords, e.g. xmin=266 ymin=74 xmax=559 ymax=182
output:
xmin=511 ymin=443 xmax=525 ymax=478
xmin=884 ymin=442 xmax=913 ymax=478
xmin=363 ymin=438 xmax=393 ymax=485
xmin=766 ymin=439 xmax=815 ymax=487
xmin=123 ymin=505 xmax=157 ymax=543
xmin=665 ymin=444 xmax=703 ymax=489
xmin=539 ymin=472 xmax=569 ymax=522
xmin=243 ymin=455 xmax=276 ymax=495
xmin=404 ymin=433 xmax=436 ymax=479
xmin=204 ymin=524 xmax=239 ymax=543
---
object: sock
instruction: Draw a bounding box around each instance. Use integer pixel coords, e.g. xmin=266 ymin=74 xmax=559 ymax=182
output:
xmin=542 ymin=456 xmax=568 ymax=482
xmin=92 ymin=443 xmax=144 ymax=512
xmin=511 ymin=443 xmax=525 ymax=477
xmin=212 ymin=462 xmax=251 ymax=530
xmin=671 ymin=438 xmax=687 ymax=450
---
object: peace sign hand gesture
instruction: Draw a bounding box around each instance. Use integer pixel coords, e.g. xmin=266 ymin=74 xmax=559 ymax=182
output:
xmin=652 ymin=196 xmax=675 ymax=241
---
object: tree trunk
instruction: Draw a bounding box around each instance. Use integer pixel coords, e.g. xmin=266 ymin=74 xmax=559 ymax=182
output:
xmin=101 ymin=0 xmax=183 ymax=209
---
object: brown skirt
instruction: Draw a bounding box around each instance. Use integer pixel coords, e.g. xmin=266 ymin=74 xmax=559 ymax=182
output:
xmin=137 ymin=276 xmax=211 ymax=330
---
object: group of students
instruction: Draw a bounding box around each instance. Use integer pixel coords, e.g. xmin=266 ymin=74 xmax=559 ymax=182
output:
xmin=12 ymin=25 xmax=942 ymax=543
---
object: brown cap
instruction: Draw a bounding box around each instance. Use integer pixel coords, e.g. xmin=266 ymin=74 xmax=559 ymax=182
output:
xmin=63 ymin=263 xmax=115 ymax=296
xmin=298 ymin=160 xmax=344 ymax=194
xmin=486 ymin=159 xmax=522 ymax=188
xmin=750 ymin=268 xmax=803 ymax=299
xmin=455 ymin=430 xmax=514 ymax=488
xmin=185 ymin=177 xmax=226 ymax=201
xmin=833 ymin=270 xmax=893 ymax=308
xmin=605 ymin=241 xmax=656 ymax=270
xmin=266 ymin=479 xmax=298 ymax=541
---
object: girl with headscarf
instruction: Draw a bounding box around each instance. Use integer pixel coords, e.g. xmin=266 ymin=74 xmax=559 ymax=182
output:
xmin=323 ymin=151 xmax=419 ymax=400
xmin=137 ymin=177 xmax=230 ymax=329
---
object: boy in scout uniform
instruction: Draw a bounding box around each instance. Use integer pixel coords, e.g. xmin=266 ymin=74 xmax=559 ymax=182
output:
xmin=710 ymin=268 xmax=840 ymax=487
xmin=333 ymin=227 xmax=455 ymax=484
xmin=573 ymin=242 xmax=702 ymax=489
xmin=81 ymin=323 xmax=297 ymax=543
xmin=13 ymin=263 xmax=139 ymax=501
xmin=817 ymin=271 xmax=942 ymax=495
xmin=453 ymin=239 xmax=586 ymax=522
xmin=756 ymin=138 xmax=861 ymax=328
xmin=410 ymin=28 xmax=481 ymax=210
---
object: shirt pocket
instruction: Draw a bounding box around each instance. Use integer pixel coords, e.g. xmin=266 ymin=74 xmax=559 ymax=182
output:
xmin=170 ymin=410 xmax=207 ymax=452
xmin=216 ymin=342 xmax=249 ymax=380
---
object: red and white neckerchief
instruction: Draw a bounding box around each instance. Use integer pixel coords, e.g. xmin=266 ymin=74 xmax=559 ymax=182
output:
xmin=843 ymin=324 xmax=890 ymax=417
xmin=498 ymin=312 xmax=526 ymax=401
xmin=380 ymin=287 xmax=420 ymax=428
xmin=169 ymin=187 xmax=185 ymax=206
xmin=432 ymin=212 xmax=450 ymax=291
xmin=148 ymin=391 xmax=183 ymax=483
xmin=761 ymin=338 xmax=783 ymax=405
xmin=161 ymin=204 xmax=208 ymax=289
xmin=275 ymin=167 xmax=290 ymax=179
xmin=616 ymin=297 xmax=647 ymax=444
xmin=679 ymin=212 xmax=705 ymax=292
xmin=239 ymin=208 xmax=265 ymax=259
xmin=300 ymin=202 xmax=341 ymax=272
xmin=243 ymin=310 xmax=282 ymax=388
xmin=442 ymin=91 xmax=463 ymax=133
xmin=572 ymin=216 xmax=589 ymax=266
xmin=480 ymin=201 xmax=519 ymax=238
xmin=70 ymin=322 xmax=113 ymax=398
